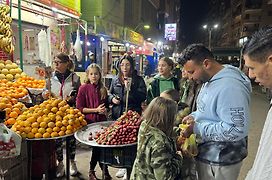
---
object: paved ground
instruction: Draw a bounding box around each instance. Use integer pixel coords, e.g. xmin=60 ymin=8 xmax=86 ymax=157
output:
xmin=58 ymin=85 xmax=270 ymax=180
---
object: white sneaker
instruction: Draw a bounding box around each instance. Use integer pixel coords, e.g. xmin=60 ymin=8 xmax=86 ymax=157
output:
xmin=122 ymin=172 xmax=127 ymax=180
xmin=116 ymin=169 xmax=126 ymax=178
xmin=56 ymin=161 xmax=65 ymax=177
xmin=70 ymin=161 xmax=78 ymax=176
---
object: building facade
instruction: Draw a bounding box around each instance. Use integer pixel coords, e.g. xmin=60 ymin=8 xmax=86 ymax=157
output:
xmin=209 ymin=0 xmax=272 ymax=48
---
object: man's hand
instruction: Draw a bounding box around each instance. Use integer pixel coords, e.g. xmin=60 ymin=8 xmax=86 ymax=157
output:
xmin=181 ymin=115 xmax=195 ymax=138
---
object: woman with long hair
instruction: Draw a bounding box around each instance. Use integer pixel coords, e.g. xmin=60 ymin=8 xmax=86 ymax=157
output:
xmin=108 ymin=54 xmax=146 ymax=179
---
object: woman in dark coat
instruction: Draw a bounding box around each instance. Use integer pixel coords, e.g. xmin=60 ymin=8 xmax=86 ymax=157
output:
xmin=108 ymin=54 xmax=147 ymax=120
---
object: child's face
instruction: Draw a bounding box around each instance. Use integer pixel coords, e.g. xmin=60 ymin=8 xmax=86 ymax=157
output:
xmin=158 ymin=60 xmax=172 ymax=77
xmin=88 ymin=67 xmax=100 ymax=84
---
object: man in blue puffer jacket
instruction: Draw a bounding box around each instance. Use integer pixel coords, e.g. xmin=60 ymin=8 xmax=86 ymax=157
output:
xmin=180 ymin=44 xmax=252 ymax=180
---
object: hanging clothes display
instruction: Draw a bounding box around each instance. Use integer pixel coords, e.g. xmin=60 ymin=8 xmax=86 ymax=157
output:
xmin=38 ymin=29 xmax=50 ymax=66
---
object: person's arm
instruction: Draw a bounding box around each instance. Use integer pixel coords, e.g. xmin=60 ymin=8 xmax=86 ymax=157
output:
xmin=150 ymin=142 xmax=182 ymax=179
xmin=194 ymin=85 xmax=251 ymax=141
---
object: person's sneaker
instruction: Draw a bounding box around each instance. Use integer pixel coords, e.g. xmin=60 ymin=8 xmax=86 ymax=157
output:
xmin=56 ymin=161 xmax=65 ymax=177
xmin=70 ymin=161 xmax=78 ymax=176
xmin=115 ymin=169 xmax=126 ymax=178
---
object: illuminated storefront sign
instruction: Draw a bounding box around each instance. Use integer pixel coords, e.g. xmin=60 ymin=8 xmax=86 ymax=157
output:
xmin=165 ymin=23 xmax=176 ymax=41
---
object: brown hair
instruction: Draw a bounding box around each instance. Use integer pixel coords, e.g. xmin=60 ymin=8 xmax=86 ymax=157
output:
xmin=118 ymin=54 xmax=135 ymax=81
xmin=143 ymin=97 xmax=177 ymax=137
xmin=56 ymin=52 xmax=74 ymax=71
xmin=159 ymin=57 xmax=175 ymax=70
xmin=85 ymin=63 xmax=107 ymax=100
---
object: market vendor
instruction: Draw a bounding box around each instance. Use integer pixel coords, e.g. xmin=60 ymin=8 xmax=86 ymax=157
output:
xmin=47 ymin=52 xmax=81 ymax=177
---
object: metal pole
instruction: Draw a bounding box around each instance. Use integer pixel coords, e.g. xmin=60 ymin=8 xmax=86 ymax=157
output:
xmin=18 ymin=0 xmax=23 ymax=70
xmin=208 ymin=28 xmax=212 ymax=50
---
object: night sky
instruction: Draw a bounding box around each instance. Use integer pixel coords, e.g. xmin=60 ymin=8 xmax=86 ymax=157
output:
xmin=180 ymin=0 xmax=209 ymax=46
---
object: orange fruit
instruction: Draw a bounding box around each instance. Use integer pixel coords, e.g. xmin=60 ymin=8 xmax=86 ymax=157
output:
xmin=55 ymin=115 xmax=62 ymax=122
xmin=65 ymin=129 xmax=73 ymax=135
xmin=51 ymin=107 xmax=58 ymax=113
xmin=31 ymin=128 xmax=39 ymax=134
xmin=43 ymin=132 xmax=50 ymax=138
xmin=27 ymin=132 xmax=35 ymax=139
xmin=58 ymin=131 xmax=65 ymax=136
xmin=0 ymin=102 xmax=6 ymax=109
xmin=36 ymin=117 xmax=43 ymax=123
xmin=60 ymin=126 xmax=66 ymax=131
xmin=43 ymin=109 xmax=50 ymax=115
xmin=62 ymin=119 xmax=68 ymax=126
xmin=51 ymin=132 xmax=59 ymax=137
xmin=55 ymin=121 xmax=62 ymax=128
xmin=46 ymin=128 xmax=53 ymax=133
xmin=40 ymin=122 xmax=47 ymax=128
xmin=6 ymin=118 xmax=16 ymax=125
xmin=43 ymin=117 xmax=50 ymax=123
xmin=12 ymin=107 xmax=21 ymax=115
xmin=35 ymin=133 xmax=43 ymax=138
xmin=53 ymin=127 xmax=60 ymax=132
xmin=38 ymin=128 xmax=46 ymax=134
xmin=24 ymin=127 xmax=32 ymax=134
xmin=48 ymin=122 xmax=55 ymax=128
xmin=27 ymin=117 xmax=36 ymax=123
xmin=66 ymin=125 xmax=73 ymax=131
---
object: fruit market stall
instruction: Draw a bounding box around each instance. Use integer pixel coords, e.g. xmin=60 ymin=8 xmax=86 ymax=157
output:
xmin=75 ymin=110 xmax=142 ymax=180
xmin=10 ymin=98 xmax=87 ymax=179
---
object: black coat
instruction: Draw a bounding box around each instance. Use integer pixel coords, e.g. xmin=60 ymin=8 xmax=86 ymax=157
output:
xmin=108 ymin=74 xmax=147 ymax=120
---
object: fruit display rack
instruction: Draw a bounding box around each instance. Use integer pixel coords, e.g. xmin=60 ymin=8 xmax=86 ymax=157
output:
xmin=75 ymin=121 xmax=137 ymax=180
xmin=26 ymin=134 xmax=74 ymax=180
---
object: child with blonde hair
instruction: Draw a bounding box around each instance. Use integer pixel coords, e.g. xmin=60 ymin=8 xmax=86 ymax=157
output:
xmin=76 ymin=63 xmax=111 ymax=180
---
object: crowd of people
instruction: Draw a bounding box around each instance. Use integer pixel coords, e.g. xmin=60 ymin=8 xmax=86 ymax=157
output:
xmin=47 ymin=26 xmax=272 ymax=180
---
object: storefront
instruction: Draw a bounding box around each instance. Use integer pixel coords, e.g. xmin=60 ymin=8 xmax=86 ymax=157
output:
xmin=9 ymin=0 xmax=84 ymax=77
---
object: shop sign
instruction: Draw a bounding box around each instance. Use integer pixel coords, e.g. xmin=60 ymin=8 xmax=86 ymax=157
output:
xmin=165 ymin=23 xmax=176 ymax=41
xmin=94 ymin=17 xmax=124 ymax=40
xmin=36 ymin=0 xmax=81 ymax=17
xmin=124 ymin=28 xmax=144 ymax=46
xmin=134 ymin=41 xmax=154 ymax=56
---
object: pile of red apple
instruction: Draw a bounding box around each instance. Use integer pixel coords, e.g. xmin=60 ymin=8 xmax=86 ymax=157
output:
xmin=94 ymin=110 xmax=142 ymax=145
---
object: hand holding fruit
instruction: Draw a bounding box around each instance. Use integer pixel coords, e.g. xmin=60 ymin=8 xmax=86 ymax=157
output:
xmin=182 ymin=115 xmax=194 ymax=125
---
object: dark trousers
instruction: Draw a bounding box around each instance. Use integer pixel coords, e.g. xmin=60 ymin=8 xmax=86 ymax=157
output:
xmin=56 ymin=136 xmax=76 ymax=161
xmin=90 ymin=147 xmax=109 ymax=173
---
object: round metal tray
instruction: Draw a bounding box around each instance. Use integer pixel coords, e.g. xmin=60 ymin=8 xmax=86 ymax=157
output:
xmin=25 ymin=133 xmax=74 ymax=141
xmin=75 ymin=121 xmax=137 ymax=148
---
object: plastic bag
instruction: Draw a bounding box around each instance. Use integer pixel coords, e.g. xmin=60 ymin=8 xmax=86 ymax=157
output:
xmin=0 ymin=124 xmax=22 ymax=158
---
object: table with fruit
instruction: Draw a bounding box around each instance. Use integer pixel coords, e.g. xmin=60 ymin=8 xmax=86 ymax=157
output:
xmin=75 ymin=110 xmax=142 ymax=178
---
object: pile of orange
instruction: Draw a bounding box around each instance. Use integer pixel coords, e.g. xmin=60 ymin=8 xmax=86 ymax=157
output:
xmin=11 ymin=98 xmax=87 ymax=139
xmin=0 ymin=97 xmax=27 ymax=126
xmin=16 ymin=76 xmax=46 ymax=89
xmin=0 ymin=79 xmax=28 ymax=99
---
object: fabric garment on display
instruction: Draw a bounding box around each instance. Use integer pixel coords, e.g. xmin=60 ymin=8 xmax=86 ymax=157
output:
xmin=38 ymin=29 xmax=50 ymax=66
